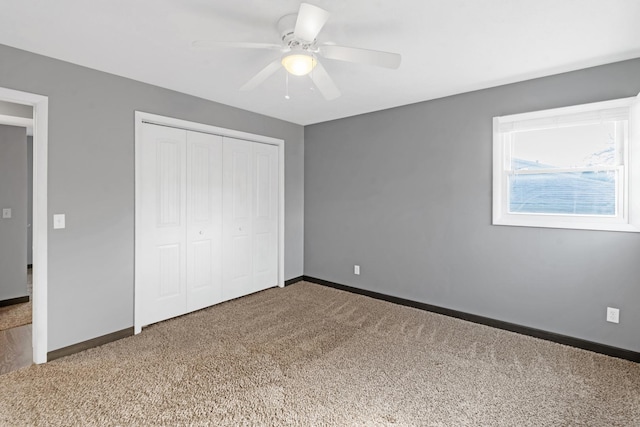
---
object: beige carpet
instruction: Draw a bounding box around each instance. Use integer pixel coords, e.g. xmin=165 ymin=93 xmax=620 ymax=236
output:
xmin=1 ymin=282 xmax=639 ymax=426
xmin=0 ymin=300 xmax=32 ymax=331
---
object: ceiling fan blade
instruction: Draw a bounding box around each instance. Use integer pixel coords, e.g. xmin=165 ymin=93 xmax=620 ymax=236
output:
xmin=311 ymin=61 xmax=341 ymax=100
xmin=319 ymin=45 xmax=401 ymax=69
xmin=192 ymin=40 xmax=282 ymax=50
xmin=240 ymin=59 xmax=282 ymax=91
xmin=294 ymin=3 xmax=330 ymax=42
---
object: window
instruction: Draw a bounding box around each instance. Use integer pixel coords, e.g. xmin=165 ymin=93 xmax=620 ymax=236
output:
xmin=493 ymin=95 xmax=640 ymax=232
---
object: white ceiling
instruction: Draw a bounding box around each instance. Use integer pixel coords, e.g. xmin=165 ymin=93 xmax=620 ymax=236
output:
xmin=1 ymin=0 xmax=639 ymax=125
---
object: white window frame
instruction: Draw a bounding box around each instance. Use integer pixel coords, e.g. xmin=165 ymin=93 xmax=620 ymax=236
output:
xmin=493 ymin=94 xmax=640 ymax=232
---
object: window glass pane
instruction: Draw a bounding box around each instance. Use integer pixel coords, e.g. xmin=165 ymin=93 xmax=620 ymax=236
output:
xmin=511 ymin=122 xmax=618 ymax=170
xmin=509 ymin=171 xmax=616 ymax=215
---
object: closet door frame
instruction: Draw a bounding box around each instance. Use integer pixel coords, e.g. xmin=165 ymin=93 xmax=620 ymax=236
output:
xmin=133 ymin=111 xmax=285 ymax=334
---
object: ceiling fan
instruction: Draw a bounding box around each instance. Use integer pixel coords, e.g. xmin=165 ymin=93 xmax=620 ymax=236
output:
xmin=192 ymin=3 xmax=402 ymax=100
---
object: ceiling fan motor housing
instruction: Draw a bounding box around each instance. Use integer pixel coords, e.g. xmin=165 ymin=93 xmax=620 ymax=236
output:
xmin=278 ymin=13 xmax=316 ymax=52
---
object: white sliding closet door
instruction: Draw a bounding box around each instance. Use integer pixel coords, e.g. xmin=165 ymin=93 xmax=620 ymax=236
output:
xmin=223 ymin=138 xmax=253 ymax=300
xmin=222 ymin=137 xmax=278 ymax=300
xmin=136 ymin=115 xmax=282 ymax=331
xmin=186 ymin=131 xmax=223 ymax=312
xmin=138 ymin=124 xmax=188 ymax=326
xmin=252 ymin=142 xmax=279 ymax=291
xmin=138 ymin=124 xmax=223 ymax=326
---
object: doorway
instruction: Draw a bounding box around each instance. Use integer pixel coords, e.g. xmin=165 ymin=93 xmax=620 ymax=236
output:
xmin=0 ymin=87 xmax=48 ymax=365
xmin=0 ymin=117 xmax=30 ymax=374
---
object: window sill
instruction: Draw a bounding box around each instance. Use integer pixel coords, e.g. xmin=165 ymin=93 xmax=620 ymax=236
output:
xmin=493 ymin=215 xmax=640 ymax=233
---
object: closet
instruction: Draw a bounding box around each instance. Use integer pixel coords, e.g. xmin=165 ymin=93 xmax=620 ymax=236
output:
xmin=136 ymin=120 xmax=279 ymax=329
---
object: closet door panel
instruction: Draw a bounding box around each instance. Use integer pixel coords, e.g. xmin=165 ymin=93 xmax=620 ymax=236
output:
xmin=138 ymin=124 xmax=187 ymax=326
xmin=138 ymin=122 xmax=281 ymax=331
xmin=222 ymin=137 xmax=254 ymax=300
xmin=186 ymin=131 xmax=223 ymax=312
xmin=252 ymin=143 xmax=278 ymax=292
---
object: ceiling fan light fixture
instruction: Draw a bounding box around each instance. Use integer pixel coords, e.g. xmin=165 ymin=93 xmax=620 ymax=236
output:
xmin=281 ymin=52 xmax=317 ymax=76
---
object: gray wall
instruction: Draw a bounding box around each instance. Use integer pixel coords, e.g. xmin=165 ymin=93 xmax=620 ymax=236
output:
xmin=0 ymin=124 xmax=28 ymax=301
xmin=305 ymin=58 xmax=640 ymax=352
xmin=0 ymin=44 xmax=304 ymax=351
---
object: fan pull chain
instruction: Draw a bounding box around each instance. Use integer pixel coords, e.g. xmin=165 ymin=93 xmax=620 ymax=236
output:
xmin=310 ymin=60 xmax=315 ymax=92
xmin=284 ymin=72 xmax=290 ymax=100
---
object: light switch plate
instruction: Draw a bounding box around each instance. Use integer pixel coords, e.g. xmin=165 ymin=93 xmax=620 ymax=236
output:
xmin=53 ymin=214 xmax=66 ymax=229
xmin=2 ymin=208 xmax=11 ymax=219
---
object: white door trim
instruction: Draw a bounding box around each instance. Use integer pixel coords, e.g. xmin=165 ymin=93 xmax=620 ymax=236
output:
xmin=0 ymin=87 xmax=49 ymax=364
xmin=0 ymin=114 xmax=33 ymax=135
xmin=134 ymin=111 xmax=285 ymax=334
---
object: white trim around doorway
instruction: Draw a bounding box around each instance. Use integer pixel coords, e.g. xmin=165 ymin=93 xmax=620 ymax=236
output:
xmin=0 ymin=87 xmax=48 ymax=364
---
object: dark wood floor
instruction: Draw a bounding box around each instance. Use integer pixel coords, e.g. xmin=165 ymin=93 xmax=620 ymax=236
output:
xmin=0 ymin=324 xmax=32 ymax=375
xmin=1 ymin=267 xmax=33 ymax=375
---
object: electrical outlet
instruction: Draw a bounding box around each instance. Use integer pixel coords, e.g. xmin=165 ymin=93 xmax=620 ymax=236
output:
xmin=354 ymin=265 xmax=360 ymax=275
xmin=2 ymin=208 xmax=11 ymax=219
xmin=606 ymin=307 xmax=620 ymax=324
